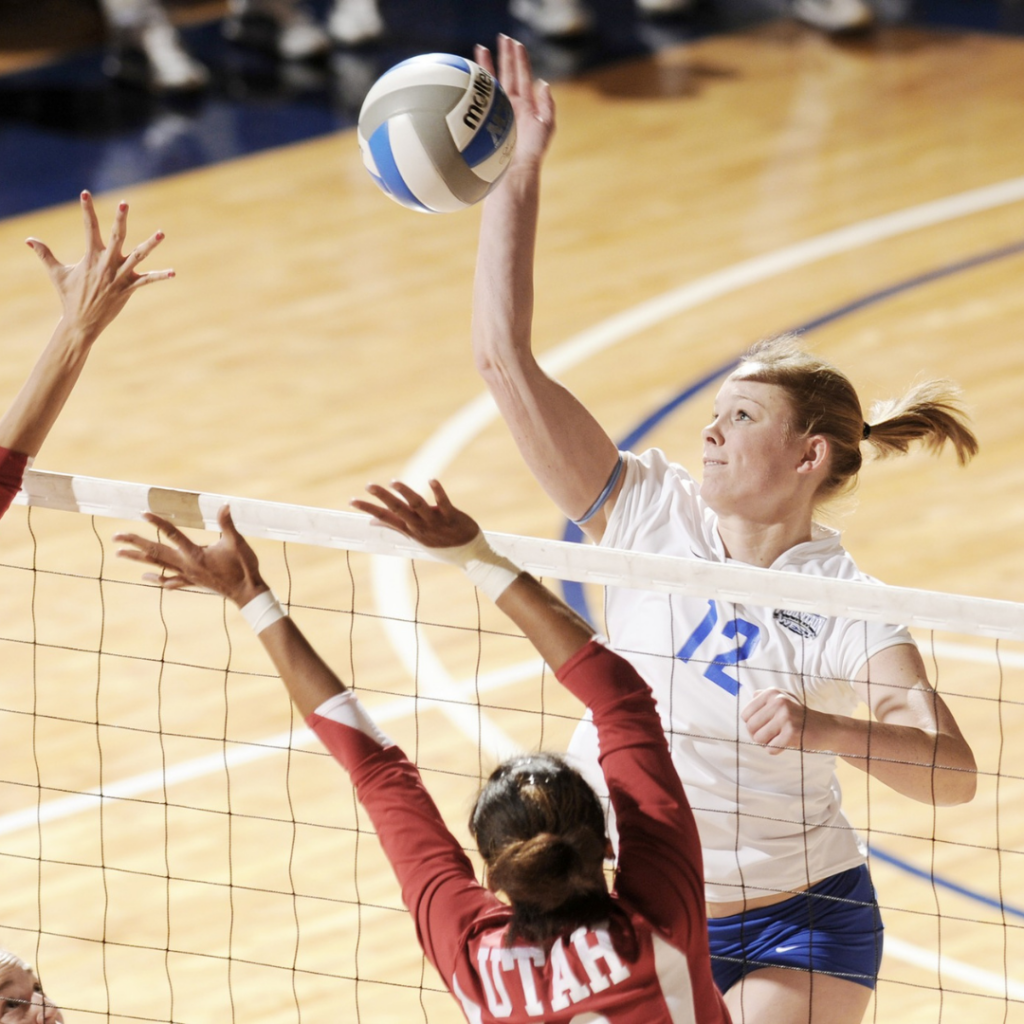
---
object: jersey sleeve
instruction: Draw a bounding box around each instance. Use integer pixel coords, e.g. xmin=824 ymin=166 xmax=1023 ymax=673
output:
xmin=0 ymin=448 xmax=28 ymax=520
xmin=601 ymin=448 xmax=713 ymax=558
xmin=829 ymin=583 xmax=915 ymax=686
xmin=555 ymin=641 xmax=706 ymax=947
xmin=307 ymin=692 xmax=501 ymax=983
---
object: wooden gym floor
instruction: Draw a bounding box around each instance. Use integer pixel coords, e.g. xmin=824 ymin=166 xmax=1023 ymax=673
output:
xmin=1 ymin=10 xmax=1024 ymax=1024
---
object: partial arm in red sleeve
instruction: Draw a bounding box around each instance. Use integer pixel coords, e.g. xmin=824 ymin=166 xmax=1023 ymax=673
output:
xmin=116 ymin=506 xmax=498 ymax=985
xmin=309 ymin=701 xmax=500 ymax=981
xmin=0 ymin=449 xmax=29 ymax=520
xmin=556 ymin=641 xmax=706 ymax=946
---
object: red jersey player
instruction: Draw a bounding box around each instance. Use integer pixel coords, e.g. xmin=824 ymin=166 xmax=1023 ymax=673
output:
xmin=116 ymin=479 xmax=732 ymax=1024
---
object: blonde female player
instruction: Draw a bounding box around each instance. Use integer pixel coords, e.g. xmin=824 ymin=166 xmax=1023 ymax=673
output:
xmin=116 ymin=480 xmax=732 ymax=1024
xmin=470 ymin=34 xmax=978 ymax=1024
xmin=0 ymin=191 xmax=173 ymax=520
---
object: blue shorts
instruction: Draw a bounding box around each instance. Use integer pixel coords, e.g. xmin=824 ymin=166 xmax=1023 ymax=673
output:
xmin=708 ymin=865 xmax=884 ymax=993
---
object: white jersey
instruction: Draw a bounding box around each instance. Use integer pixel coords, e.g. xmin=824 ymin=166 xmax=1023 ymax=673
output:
xmin=568 ymin=447 xmax=913 ymax=904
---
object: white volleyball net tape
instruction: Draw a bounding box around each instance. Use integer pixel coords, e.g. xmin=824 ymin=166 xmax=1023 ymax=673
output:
xmin=1 ymin=469 xmax=1022 ymax=1024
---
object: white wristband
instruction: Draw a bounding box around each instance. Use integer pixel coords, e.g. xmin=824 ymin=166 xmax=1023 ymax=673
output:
xmin=239 ymin=590 xmax=287 ymax=634
xmin=465 ymin=555 xmax=521 ymax=603
xmin=436 ymin=531 xmax=520 ymax=603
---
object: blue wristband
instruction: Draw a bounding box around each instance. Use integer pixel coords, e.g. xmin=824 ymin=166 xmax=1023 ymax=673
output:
xmin=573 ymin=453 xmax=624 ymax=526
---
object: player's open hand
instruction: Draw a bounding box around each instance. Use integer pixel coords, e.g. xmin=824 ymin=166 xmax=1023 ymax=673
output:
xmin=27 ymin=190 xmax=174 ymax=344
xmin=115 ymin=505 xmax=267 ymax=608
xmin=475 ymin=35 xmax=554 ymax=172
xmin=352 ymin=479 xmax=482 ymax=551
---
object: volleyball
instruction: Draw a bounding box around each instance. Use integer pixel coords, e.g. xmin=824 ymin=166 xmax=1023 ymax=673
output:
xmin=357 ymin=53 xmax=517 ymax=214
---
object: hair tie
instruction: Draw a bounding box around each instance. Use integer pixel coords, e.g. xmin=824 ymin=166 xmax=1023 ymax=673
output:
xmin=862 ymin=422 xmax=872 ymax=440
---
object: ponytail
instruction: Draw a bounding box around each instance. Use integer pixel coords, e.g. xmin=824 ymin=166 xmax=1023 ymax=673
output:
xmin=865 ymin=378 xmax=978 ymax=466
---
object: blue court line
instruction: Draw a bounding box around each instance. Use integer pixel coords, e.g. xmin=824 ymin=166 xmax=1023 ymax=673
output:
xmin=868 ymin=845 xmax=1024 ymax=920
xmin=558 ymin=234 xmax=1024 ymax=918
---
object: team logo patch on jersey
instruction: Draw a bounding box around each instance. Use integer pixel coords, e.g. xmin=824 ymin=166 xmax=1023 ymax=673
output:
xmin=773 ymin=608 xmax=827 ymax=639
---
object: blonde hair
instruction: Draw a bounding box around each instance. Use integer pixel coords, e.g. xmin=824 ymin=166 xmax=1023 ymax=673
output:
xmin=734 ymin=335 xmax=978 ymax=499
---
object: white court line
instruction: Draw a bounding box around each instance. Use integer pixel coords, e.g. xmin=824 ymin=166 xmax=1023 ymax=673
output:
xmin=1 ymin=638 xmax=1014 ymax=837
xmin=0 ymin=656 xmax=544 ymax=838
xmin=884 ymin=936 xmax=1024 ymax=1000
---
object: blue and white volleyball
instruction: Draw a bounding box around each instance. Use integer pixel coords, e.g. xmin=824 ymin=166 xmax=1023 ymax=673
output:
xmin=357 ymin=53 xmax=517 ymax=214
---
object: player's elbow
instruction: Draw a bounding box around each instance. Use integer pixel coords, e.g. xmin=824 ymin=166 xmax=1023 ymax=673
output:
xmin=934 ymin=745 xmax=978 ymax=806
xmin=473 ymin=331 xmax=518 ymax=383
xmin=936 ymin=775 xmax=977 ymax=806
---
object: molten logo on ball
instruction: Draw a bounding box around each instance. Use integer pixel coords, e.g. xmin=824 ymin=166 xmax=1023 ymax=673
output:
xmin=357 ymin=53 xmax=518 ymax=214
xmin=463 ymin=68 xmax=493 ymax=131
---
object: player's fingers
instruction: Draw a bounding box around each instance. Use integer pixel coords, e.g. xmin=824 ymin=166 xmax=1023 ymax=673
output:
xmin=121 ymin=230 xmax=165 ymax=272
xmin=113 ymin=528 xmax=167 ymax=553
xmin=350 ymin=499 xmax=409 ymax=534
xmin=115 ymin=544 xmax=180 ymax=572
xmin=142 ymin=572 xmax=191 ymax=590
xmin=80 ymin=190 xmax=104 ymax=252
xmin=108 ymin=199 xmax=129 ymax=256
xmin=217 ymin=504 xmax=240 ymax=539
xmin=494 ymin=34 xmax=509 ymax=86
xmin=475 ymin=44 xmax=495 ymax=77
xmin=160 ymin=576 xmax=193 ymax=591
xmin=428 ymin=479 xmax=454 ymax=512
xmin=496 ymin=34 xmax=515 ymax=95
xmin=141 ymin=511 xmax=198 ymax=551
xmin=363 ymin=483 xmax=413 ymax=516
xmin=390 ymin=481 xmax=430 ymax=510
xmin=128 ymin=268 xmax=176 ymax=289
xmin=25 ymin=239 xmax=60 ymax=273
xmin=740 ymin=690 xmax=769 ymax=722
xmin=513 ymin=34 xmax=533 ymax=83
xmin=513 ymin=37 xmax=534 ymax=103
xmin=506 ymin=36 xmax=524 ymax=98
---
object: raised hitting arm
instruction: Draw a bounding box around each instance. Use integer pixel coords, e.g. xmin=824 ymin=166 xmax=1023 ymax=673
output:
xmin=472 ymin=37 xmax=622 ymax=541
xmin=0 ymin=191 xmax=173 ymax=459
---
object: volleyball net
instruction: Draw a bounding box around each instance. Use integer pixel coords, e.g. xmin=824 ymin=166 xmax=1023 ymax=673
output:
xmin=0 ymin=469 xmax=1022 ymax=1024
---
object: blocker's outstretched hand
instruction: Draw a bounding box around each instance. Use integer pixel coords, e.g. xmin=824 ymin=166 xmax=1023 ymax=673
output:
xmin=352 ymin=479 xmax=482 ymax=551
xmin=29 ymin=190 xmax=173 ymax=343
xmin=0 ymin=191 xmax=174 ymax=459
xmin=115 ymin=506 xmax=268 ymax=607
xmin=475 ymin=35 xmax=555 ymax=172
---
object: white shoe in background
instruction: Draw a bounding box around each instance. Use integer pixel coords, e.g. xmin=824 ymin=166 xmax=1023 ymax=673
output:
xmin=509 ymin=0 xmax=595 ymax=38
xmin=102 ymin=1 xmax=210 ymax=91
xmin=223 ymin=0 xmax=331 ymax=60
xmin=328 ymin=0 xmax=386 ymax=45
xmin=635 ymin=0 xmax=696 ymax=16
xmin=791 ymin=0 xmax=875 ymax=32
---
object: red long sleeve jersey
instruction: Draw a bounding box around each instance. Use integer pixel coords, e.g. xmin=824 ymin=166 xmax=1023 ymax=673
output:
xmin=308 ymin=641 xmax=731 ymax=1024
xmin=0 ymin=448 xmax=28 ymax=520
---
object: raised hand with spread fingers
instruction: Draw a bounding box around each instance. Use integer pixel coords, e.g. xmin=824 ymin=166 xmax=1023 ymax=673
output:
xmin=0 ymin=191 xmax=173 ymax=519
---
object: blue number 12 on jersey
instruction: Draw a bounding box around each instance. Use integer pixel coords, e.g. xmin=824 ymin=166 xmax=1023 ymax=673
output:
xmin=676 ymin=600 xmax=761 ymax=696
